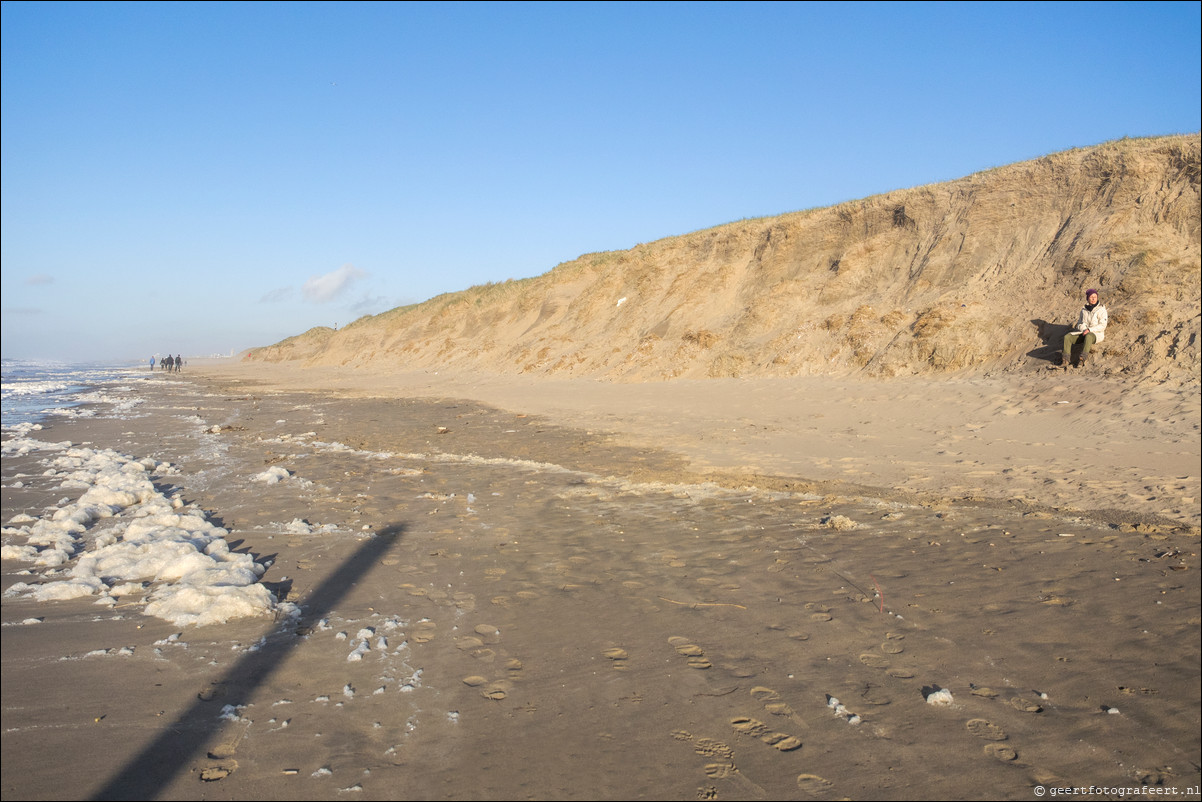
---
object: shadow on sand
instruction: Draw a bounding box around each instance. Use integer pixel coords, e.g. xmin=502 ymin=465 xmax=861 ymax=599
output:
xmin=90 ymin=524 xmax=405 ymax=800
xmin=1028 ymin=318 xmax=1074 ymax=364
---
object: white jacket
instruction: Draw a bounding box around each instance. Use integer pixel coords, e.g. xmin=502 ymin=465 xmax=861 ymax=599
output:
xmin=1074 ymin=304 xmax=1108 ymax=343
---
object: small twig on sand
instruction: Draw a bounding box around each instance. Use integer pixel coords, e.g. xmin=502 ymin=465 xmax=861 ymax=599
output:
xmin=658 ymin=596 xmax=747 ymax=610
xmin=696 ymin=686 xmax=741 ymax=697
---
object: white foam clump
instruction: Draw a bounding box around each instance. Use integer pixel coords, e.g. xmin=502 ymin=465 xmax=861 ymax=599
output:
xmin=219 ymin=704 xmax=248 ymax=721
xmin=2 ymin=436 xmax=277 ymax=627
xmin=826 ymin=695 xmax=861 ymax=725
xmin=926 ymin=688 xmax=954 ymax=706
xmin=251 ymin=466 xmax=291 ymax=484
xmin=275 ymin=518 xmax=338 ymax=535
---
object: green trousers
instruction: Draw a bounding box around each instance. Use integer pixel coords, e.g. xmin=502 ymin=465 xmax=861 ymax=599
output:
xmin=1063 ymin=331 xmax=1097 ymax=357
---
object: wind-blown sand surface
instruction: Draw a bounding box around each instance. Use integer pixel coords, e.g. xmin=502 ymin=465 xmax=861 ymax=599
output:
xmin=2 ymin=362 xmax=1199 ymax=800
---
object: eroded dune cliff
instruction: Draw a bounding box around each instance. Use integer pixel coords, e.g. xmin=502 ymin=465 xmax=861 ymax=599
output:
xmin=248 ymin=134 xmax=1200 ymax=384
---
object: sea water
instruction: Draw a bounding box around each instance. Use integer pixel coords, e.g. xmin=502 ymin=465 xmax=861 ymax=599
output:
xmin=2 ymin=358 xmax=290 ymax=625
xmin=1 ymin=359 xmax=155 ymax=429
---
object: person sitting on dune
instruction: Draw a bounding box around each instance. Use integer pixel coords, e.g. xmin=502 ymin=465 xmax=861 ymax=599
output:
xmin=1061 ymin=288 xmax=1107 ymax=369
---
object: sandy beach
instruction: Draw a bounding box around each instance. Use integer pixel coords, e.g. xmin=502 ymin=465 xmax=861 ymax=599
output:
xmin=2 ymin=363 xmax=1199 ymax=800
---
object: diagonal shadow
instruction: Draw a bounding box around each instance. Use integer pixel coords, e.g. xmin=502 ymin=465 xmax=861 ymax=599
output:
xmin=1028 ymin=318 xmax=1074 ymax=363
xmin=90 ymin=524 xmax=405 ymax=800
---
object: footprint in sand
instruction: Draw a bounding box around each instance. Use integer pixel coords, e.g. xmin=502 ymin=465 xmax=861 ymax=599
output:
xmin=720 ymin=661 xmax=759 ymax=679
xmin=984 ymin=743 xmax=1019 ymax=762
xmin=411 ymin=620 xmax=437 ymax=643
xmin=693 ymin=737 xmax=736 ymax=761
xmin=668 ymin=636 xmax=712 ymax=669
xmin=730 ymin=717 xmax=802 ymax=751
xmin=199 ymin=761 xmax=237 ymax=782
xmin=859 ymin=653 xmax=890 ymax=669
xmin=197 ymin=683 xmax=224 ymax=702
xmin=474 ymin=623 xmax=500 ymax=641
xmin=749 ymin=687 xmax=781 ymax=703
xmin=730 ymin=716 xmax=769 ymax=737
xmin=758 ymin=731 xmax=803 ymax=751
xmin=1008 ymin=696 xmax=1044 ymax=713
xmin=603 ymin=647 xmax=630 ymax=670
xmin=966 ymin=718 xmax=1008 ymax=741
xmin=805 ymin=603 xmax=833 ymax=622
xmin=750 ymin=687 xmax=807 ymax=726
xmin=704 ymin=763 xmax=736 ymax=780
xmin=795 ymin=773 xmax=834 ymax=795
xmin=672 ymin=731 xmax=740 ymax=783
xmin=880 ymin=640 xmax=904 ymax=654
xmin=456 ymin=636 xmax=485 ymax=652
xmin=480 ymin=681 xmax=510 ymax=700
xmin=207 ymin=739 xmax=240 ymax=761
xmin=852 ymin=682 xmax=892 ymax=707
xmin=462 ymin=676 xmax=511 ymax=700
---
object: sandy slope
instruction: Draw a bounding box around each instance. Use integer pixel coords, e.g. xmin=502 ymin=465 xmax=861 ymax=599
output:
xmin=248 ymin=134 xmax=1200 ymax=387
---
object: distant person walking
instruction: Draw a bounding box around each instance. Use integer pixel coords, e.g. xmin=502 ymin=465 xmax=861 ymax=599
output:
xmin=1061 ymin=288 xmax=1107 ymax=369
xmin=150 ymin=356 xmax=155 ymax=370
xmin=163 ymin=355 xmax=174 ymax=372
xmin=175 ymin=355 xmax=183 ymax=372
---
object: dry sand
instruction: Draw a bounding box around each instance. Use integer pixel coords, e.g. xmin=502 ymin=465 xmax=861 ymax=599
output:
xmin=2 ymin=363 xmax=1199 ymax=800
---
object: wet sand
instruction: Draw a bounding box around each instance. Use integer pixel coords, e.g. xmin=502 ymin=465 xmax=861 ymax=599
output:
xmin=2 ymin=366 xmax=1199 ymax=800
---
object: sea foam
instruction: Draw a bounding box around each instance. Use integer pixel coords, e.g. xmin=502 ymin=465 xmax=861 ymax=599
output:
xmin=2 ymin=435 xmax=277 ymax=626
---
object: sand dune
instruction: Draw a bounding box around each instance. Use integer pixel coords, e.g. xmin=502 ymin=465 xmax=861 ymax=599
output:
xmin=248 ymin=134 xmax=1200 ymax=387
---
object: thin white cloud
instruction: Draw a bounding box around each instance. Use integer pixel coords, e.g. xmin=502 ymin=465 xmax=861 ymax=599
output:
xmin=348 ymin=293 xmax=391 ymax=316
xmin=259 ymin=287 xmax=295 ymax=303
xmin=25 ymin=274 xmax=54 ymax=286
xmin=303 ymin=263 xmax=367 ymax=303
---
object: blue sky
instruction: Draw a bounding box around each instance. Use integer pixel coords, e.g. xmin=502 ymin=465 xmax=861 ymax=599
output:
xmin=3 ymin=1 xmax=1199 ymax=362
